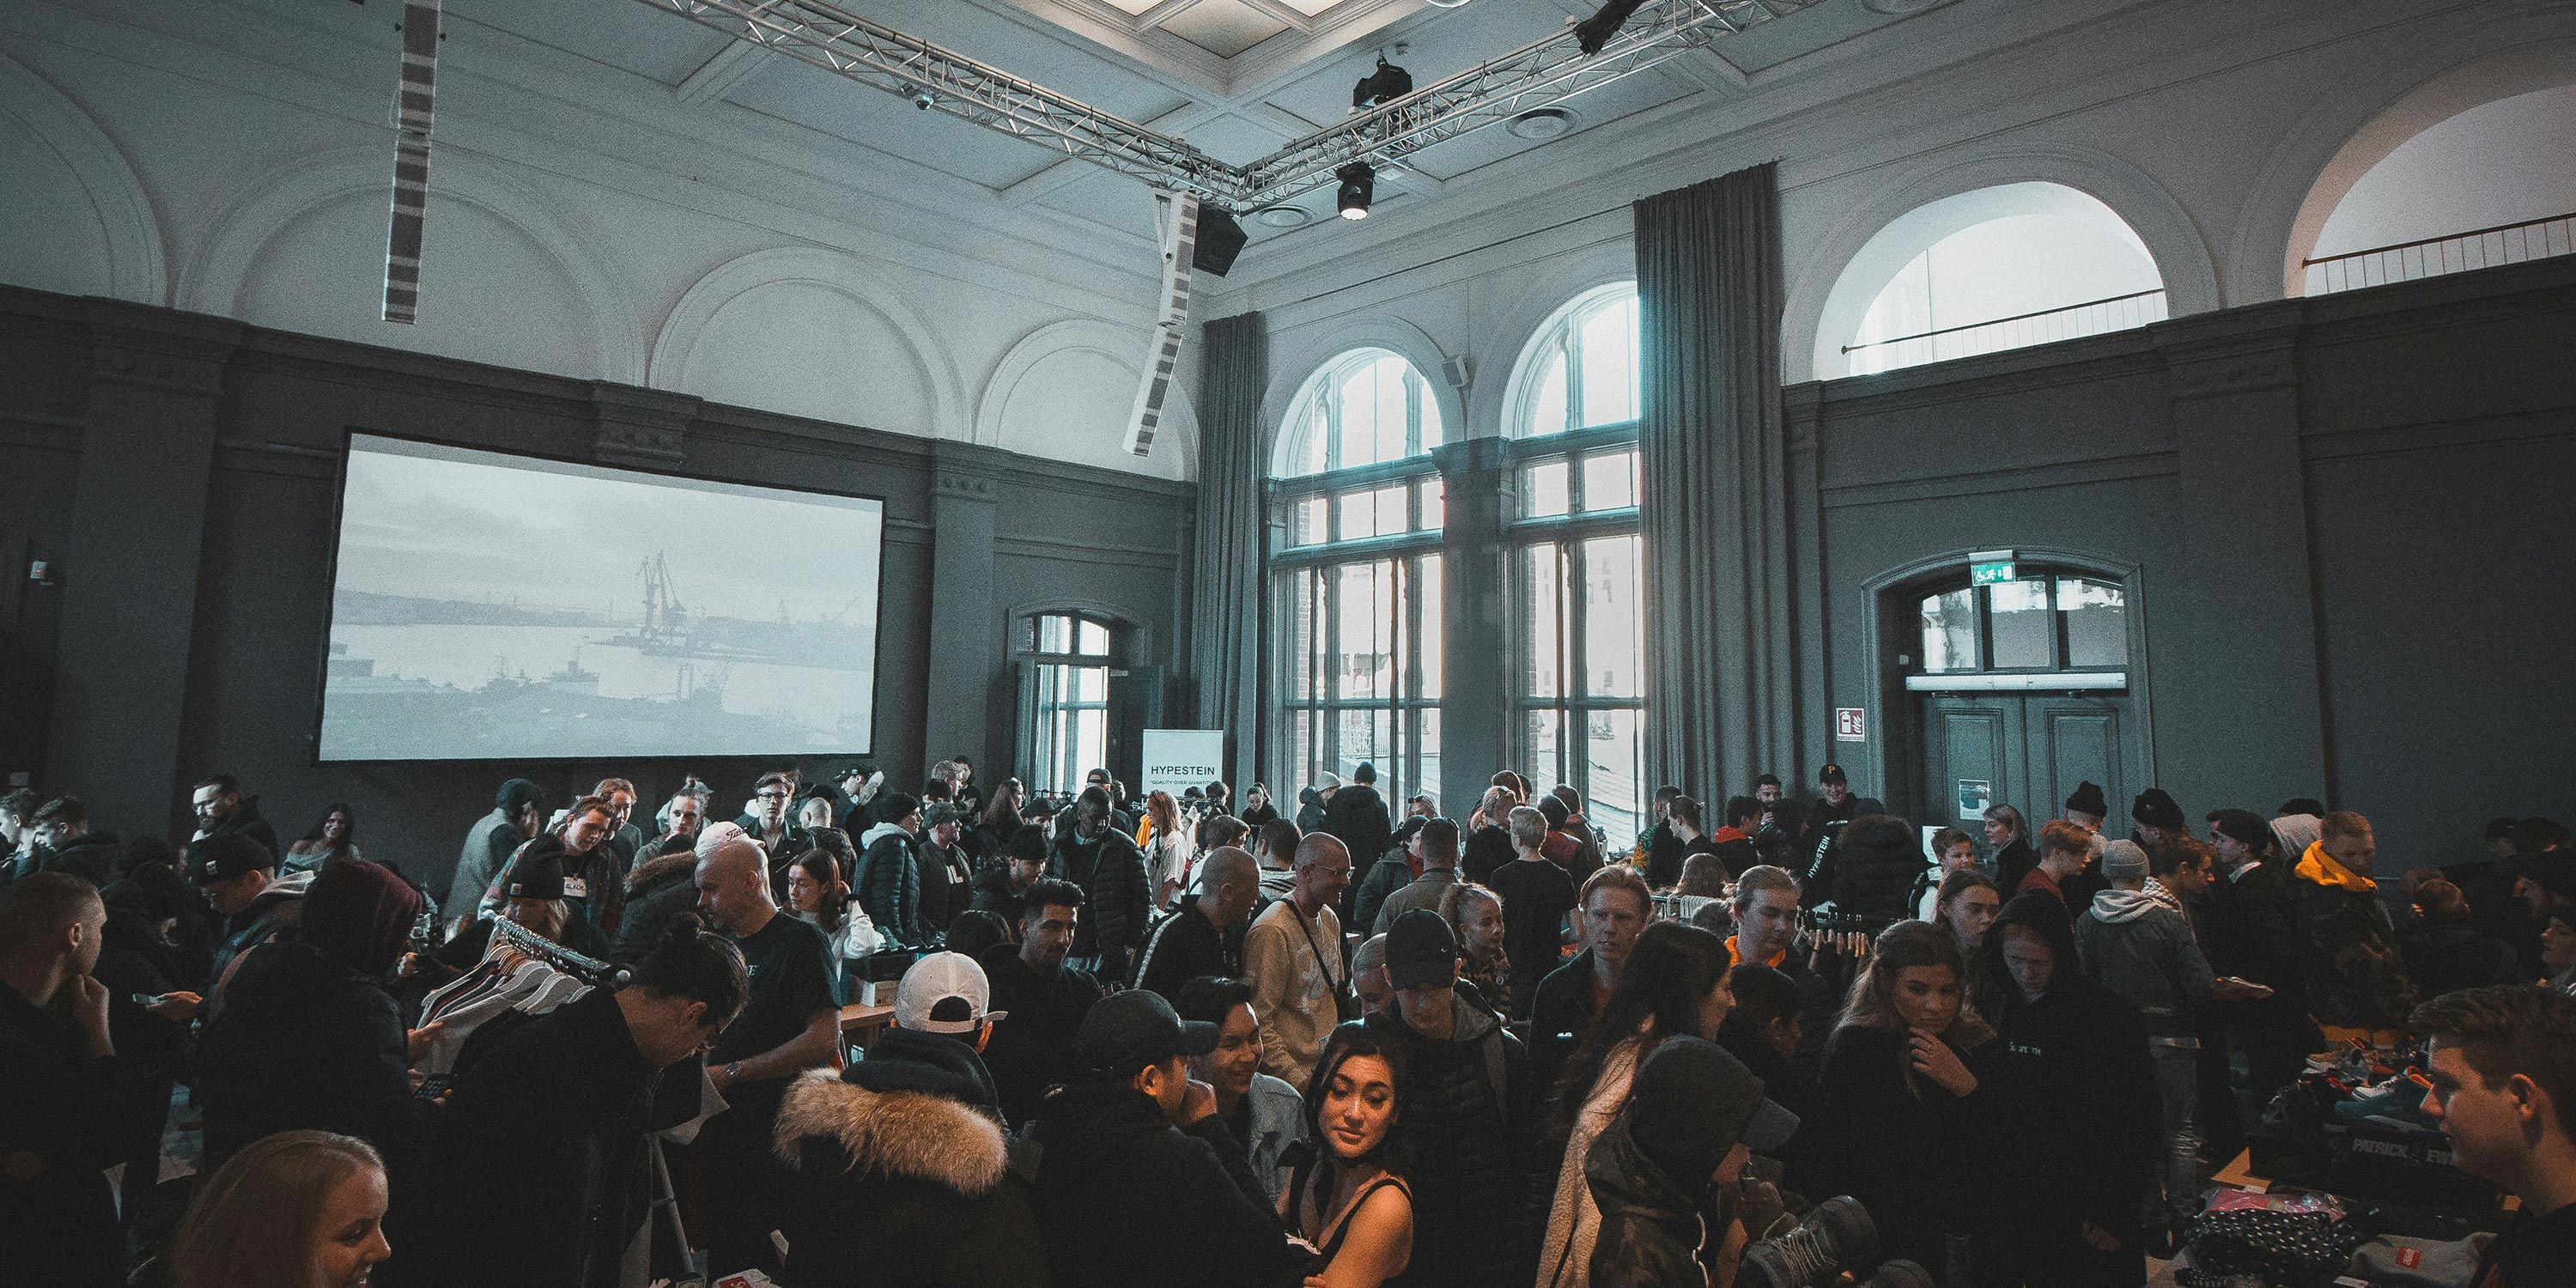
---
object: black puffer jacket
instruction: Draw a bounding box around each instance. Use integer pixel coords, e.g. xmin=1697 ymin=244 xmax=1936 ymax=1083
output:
xmin=195 ymin=939 xmax=415 ymax=1176
xmin=1365 ymin=1005 xmax=1539 ymax=1288
xmin=1048 ymin=828 xmax=1150 ymax=975
xmin=1584 ymin=1110 xmax=1710 ymax=1288
xmin=33 ymin=831 xmax=121 ymax=887
xmin=1028 ymin=1081 xmax=1302 ymax=1288
xmin=855 ymin=823 xmax=927 ymax=947
xmin=775 ymin=1031 xmax=1048 ymax=1288
xmin=1321 ymin=783 xmax=1394 ymax=871
xmin=1826 ymin=814 xmax=1925 ymax=921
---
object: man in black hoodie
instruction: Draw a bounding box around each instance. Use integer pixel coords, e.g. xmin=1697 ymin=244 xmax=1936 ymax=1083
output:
xmin=1132 ymin=848 xmax=1259 ymax=1003
xmin=776 ymin=951 xmax=1051 ymax=1288
xmin=23 ymin=797 xmax=120 ymax=888
xmin=195 ymin=832 xmax=304 ymax=1010
xmin=0 ymin=874 xmax=143 ymax=1288
xmin=1029 ymin=988 xmax=1303 ymax=1288
xmin=185 ymin=774 xmax=278 ymax=872
xmin=1321 ymin=763 xmax=1396 ymax=911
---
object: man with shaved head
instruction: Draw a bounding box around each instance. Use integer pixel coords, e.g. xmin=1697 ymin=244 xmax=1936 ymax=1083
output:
xmin=1242 ymin=833 xmax=1353 ymax=1089
xmin=3 ymin=873 xmax=140 ymax=1286
xmin=1132 ymin=847 xmax=1261 ymax=1004
xmin=691 ymin=823 xmax=839 ymax=1280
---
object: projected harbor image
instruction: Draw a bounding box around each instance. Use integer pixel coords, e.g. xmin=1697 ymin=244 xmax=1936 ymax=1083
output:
xmin=318 ymin=434 xmax=884 ymax=762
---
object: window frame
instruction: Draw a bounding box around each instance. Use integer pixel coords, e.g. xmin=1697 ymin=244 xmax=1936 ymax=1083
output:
xmin=1907 ymin=572 xmax=2131 ymax=693
xmin=1270 ymin=349 xmax=1450 ymax=806
xmin=1500 ymin=283 xmax=1648 ymax=837
xmin=1020 ymin=611 xmax=1116 ymax=794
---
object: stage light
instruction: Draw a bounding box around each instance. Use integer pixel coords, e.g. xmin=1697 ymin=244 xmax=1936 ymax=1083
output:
xmin=1571 ymin=0 xmax=1649 ymax=55
xmin=1335 ymin=162 xmax=1376 ymax=220
xmin=1351 ymin=53 xmax=1413 ymax=112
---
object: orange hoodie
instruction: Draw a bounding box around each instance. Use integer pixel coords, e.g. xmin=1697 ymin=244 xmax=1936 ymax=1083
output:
xmin=2294 ymin=839 xmax=2376 ymax=894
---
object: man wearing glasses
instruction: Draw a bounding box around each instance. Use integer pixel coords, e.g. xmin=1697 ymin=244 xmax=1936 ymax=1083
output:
xmin=738 ymin=771 xmax=815 ymax=902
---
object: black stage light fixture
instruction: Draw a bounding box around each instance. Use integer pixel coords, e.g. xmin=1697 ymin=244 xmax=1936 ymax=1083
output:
xmin=1194 ymin=207 xmax=1248 ymax=276
xmin=1572 ymin=0 xmax=1649 ymax=55
xmin=1352 ymin=53 xmax=1413 ymax=112
xmin=1335 ymin=162 xmax=1376 ymax=220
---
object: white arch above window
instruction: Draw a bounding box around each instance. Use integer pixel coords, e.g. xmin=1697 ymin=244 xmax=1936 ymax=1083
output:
xmin=2303 ymin=83 xmax=2576 ymax=291
xmin=1500 ymin=282 xmax=1639 ymax=439
xmin=1814 ymin=182 xmax=2166 ymax=379
xmin=1273 ymin=349 xmax=1445 ymax=479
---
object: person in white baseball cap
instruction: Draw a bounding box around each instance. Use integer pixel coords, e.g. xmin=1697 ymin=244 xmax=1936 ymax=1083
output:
xmin=896 ymin=950 xmax=1009 ymax=1041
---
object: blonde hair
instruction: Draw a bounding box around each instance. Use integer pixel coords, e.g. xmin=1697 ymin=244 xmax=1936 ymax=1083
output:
xmin=173 ymin=1131 xmax=384 ymax=1288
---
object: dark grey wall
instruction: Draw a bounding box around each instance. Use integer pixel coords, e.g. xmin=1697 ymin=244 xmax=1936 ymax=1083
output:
xmin=1787 ymin=257 xmax=2576 ymax=871
xmin=0 ymin=286 xmax=1194 ymax=898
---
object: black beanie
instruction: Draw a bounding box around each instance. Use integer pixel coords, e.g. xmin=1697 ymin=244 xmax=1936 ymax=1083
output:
xmin=1629 ymin=1036 xmax=1789 ymax=1186
xmin=2065 ymin=781 xmax=2108 ymax=817
xmin=2208 ymin=809 xmax=2273 ymax=854
xmin=2132 ymin=788 xmax=2184 ymax=830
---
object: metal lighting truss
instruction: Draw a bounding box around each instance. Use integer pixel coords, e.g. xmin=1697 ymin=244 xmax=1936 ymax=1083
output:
xmin=629 ymin=0 xmax=1819 ymax=210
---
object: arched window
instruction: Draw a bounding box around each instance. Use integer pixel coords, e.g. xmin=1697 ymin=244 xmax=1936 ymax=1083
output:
xmin=1018 ymin=611 xmax=1115 ymax=794
xmin=1501 ymin=284 xmax=1648 ymax=839
xmin=1274 ymin=350 xmax=1445 ymax=806
xmin=1818 ymin=183 xmax=2168 ymax=378
xmin=2304 ymin=84 xmax=2576 ymax=294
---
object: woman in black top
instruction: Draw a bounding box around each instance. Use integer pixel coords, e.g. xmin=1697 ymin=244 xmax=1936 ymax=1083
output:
xmin=1794 ymin=919 xmax=1996 ymax=1280
xmin=1283 ymin=1023 xmax=1413 ymax=1287
xmin=1975 ymin=892 xmax=2157 ymax=1288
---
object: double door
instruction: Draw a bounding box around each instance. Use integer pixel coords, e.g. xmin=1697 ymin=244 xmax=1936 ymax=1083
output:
xmin=1918 ymin=692 xmax=2138 ymax=839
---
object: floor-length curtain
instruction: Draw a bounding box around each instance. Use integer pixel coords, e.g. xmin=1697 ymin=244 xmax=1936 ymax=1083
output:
xmin=1189 ymin=311 xmax=1269 ymax=782
xmin=1635 ymin=163 xmax=1799 ymax=800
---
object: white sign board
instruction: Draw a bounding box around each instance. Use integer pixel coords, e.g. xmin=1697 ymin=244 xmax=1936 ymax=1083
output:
xmin=1140 ymin=729 xmax=1226 ymax=799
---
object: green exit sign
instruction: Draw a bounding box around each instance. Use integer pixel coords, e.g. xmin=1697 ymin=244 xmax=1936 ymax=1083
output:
xmin=1969 ymin=550 xmax=2017 ymax=586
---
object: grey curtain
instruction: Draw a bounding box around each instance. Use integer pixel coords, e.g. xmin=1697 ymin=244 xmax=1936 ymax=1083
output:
xmin=1635 ymin=163 xmax=1799 ymax=800
xmin=1189 ymin=311 xmax=1269 ymax=783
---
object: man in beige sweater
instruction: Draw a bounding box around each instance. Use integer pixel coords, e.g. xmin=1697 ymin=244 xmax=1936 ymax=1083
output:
xmin=1242 ymin=833 xmax=1352 ymax=1090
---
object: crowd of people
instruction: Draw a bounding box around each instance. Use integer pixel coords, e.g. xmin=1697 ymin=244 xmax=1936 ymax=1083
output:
xmin=2 ymin=757 xmax=2572 ymax=1288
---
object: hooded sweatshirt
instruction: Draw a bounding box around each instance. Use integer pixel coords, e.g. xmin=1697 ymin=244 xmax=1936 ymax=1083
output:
xmin=2075 ymin=887 xmax=2215 ymax=1036
xmin=2288 ymin=838 xmax=2416 ymax=1030
xmin=195 ymin=939 xmax=413 ymax=1176
xmin=1029 ymin=1080 xmax=1300 ymax=1288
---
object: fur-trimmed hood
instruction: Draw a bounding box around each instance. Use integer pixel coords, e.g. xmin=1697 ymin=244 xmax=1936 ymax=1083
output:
xmin=625 ymin=848 xmax=697 ymax=895
xmin=774 ymin=1068 xmax=1008 ymax=1197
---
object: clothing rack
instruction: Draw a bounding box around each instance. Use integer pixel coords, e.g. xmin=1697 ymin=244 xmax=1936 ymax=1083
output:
xmin=487 ymin=913 xmax=629 ymax=987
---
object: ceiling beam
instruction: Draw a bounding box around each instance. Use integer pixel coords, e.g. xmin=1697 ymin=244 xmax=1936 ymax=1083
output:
xmin=674 ymin=37 xmax=773 ymax=105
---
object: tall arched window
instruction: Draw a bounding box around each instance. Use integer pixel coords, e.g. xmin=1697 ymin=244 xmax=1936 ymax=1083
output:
xmin=1816 ymin=183 xmax=2168 ymax=378
xmin=1274 ymin=350 xmax=1445 ymax=807
xmin=1019 ymin=611 xmax=1115 ymax=794
xmin=2303 ymin=83 xmax=2576 ymax=294
xmin=1502 ymin=284 xmax=1648 ymax=840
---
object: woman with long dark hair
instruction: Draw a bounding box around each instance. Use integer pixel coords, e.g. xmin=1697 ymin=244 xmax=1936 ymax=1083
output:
xmin=195 ymin=861 xmax=428 ymax=1177
xmin=1284 ymin=1023 xmax=1414 ymax=1288
xmin=1795 ymin=919 xmax=1997 ymax=1281
xmin=1975 ymin=891 xmax=2158 ymax=1288
xmin=787 ymin=848 xmax=877 ymax=999
xmin=283 ymin=803 xmax=362 ymax=876
xmin=1536 ymin=921 xmax=1734 ymax=1288
xmin=169 ymin=1130 xmax=391 ymax=1288
xmin=976 ymin=777 xmax=1027 ymax=858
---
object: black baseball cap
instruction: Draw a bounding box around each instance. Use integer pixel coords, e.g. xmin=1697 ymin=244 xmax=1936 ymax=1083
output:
xmin=1384 ymin=908 xmax=1463 ymax=990
xmin=1818 ymin=763 xmax=1849 ymax=786
xmin=193 ymin=833 xmax=275 ymax=884
xmin=1072 ymin=989 xmax=1218 ymax=1076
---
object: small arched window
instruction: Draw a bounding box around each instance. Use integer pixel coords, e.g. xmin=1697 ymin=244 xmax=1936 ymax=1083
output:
xmin=2304 ymin=83 xmax=2576 ymax=294
xmin=1818 ymin=183 xmax=2167 ymax=378
xmin=1279 ymin=349 xmax=1444 ymax=478
xmin=1510 ymin=283 xmax=1640 ymax=439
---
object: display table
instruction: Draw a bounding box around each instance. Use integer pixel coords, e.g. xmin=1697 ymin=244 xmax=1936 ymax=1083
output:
xmin=2211 ymin=1148 xmax=2518 ymax=1212
xmin=838 ymin=1001 xmax=895 ymax=1053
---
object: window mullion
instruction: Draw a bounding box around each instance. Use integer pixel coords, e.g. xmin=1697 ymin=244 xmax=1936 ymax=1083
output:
xmin=1560 ymin=327 xmax=1583 ymax=435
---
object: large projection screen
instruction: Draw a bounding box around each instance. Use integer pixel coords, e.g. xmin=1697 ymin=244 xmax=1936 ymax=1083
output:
xmin=316 ymin=434 xmax=884 ymax=762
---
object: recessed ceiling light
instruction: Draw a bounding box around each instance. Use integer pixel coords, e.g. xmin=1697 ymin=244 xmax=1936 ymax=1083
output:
xmin=1507 ymin=107 xmax=1578 ymax=141
xmin=1253 ymin=205 xmax=1310 ymax=228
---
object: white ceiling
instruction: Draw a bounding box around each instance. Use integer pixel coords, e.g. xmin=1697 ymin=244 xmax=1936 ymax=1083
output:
xmin=440 ymin=0 xmax=1964 ymax=248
